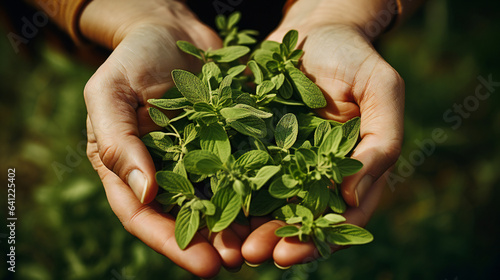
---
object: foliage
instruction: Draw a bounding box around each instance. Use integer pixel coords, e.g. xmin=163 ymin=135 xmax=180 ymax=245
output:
xmin=145 ymin=14 xmax=368 ymax=253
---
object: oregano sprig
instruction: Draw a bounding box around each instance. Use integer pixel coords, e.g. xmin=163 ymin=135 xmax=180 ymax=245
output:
xmin=141 ymin=12 xmax=371 ymax=256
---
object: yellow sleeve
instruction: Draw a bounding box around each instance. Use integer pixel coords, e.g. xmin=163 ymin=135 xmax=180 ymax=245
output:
xmin=26 ymin=0 xmax=91 ymax=44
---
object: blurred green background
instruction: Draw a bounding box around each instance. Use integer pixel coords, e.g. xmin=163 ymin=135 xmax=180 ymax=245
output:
xmin=1 ymin=0 xmax=499 ymax=279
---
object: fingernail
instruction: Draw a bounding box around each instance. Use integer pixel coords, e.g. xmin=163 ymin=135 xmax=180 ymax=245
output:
xmin=127 ymin=169 xmax=147 ymax=203
xmin=274 ymin=261 xmax=291 ymax=270
xmin=355 ymin=175 xmax=373 ymax=207
xmin=245 ymin=260 xmax=262 ymax=268
xmin=225 ymin=266 xmax=242 ymax=273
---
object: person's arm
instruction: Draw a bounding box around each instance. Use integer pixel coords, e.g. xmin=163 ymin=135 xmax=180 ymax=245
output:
xmin=242 ymin=0 xmax=419 ymax=267
xmin=26 ymin=0 xmax=246 ymax=277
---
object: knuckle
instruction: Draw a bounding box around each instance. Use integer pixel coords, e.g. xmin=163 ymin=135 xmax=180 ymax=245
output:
xmin=98 ymin=140 xmax=120 ymax=173
xmin=382 ymin=142 xmax=402 ymax=167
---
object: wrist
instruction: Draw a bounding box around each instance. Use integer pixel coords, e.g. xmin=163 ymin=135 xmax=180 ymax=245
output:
xmin=79 ymin=0 xmax=202 ymax=49
xmin=281 ymin=0 xmax=398 ymax=40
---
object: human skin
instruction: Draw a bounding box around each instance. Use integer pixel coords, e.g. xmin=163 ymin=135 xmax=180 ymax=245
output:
xmin=80 ymin=0 xmax=404 ymax=276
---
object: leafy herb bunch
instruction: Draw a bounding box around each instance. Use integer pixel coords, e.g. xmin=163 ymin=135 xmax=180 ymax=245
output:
xmin=142 ymin=12 xmax=373 ymax=257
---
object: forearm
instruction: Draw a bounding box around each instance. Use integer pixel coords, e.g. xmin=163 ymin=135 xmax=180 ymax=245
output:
xmin=26 ymin=0 xmax=200 ymax=49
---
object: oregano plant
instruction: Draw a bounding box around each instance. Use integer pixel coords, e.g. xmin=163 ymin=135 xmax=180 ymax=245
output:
xmin=142 ymin=13 xmax=373 ymax=255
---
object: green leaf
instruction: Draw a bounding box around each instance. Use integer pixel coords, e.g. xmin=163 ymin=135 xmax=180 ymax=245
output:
xmin=318 ymin=126 xmax=343 ymax=156
xmin=281 ymin=174 xmax=299 ymax=188
xmin=148 ymin=98 xmax=192 ymax=110
xmin=215 ymin=14 xmax=226 ymax=30
xmin=282 ymin=29 xmax=298 ymax=51
xmin=296 ymin=148 xmax=317 ymax=166
xmin=249 ymin=189 xmax=286 ymax=216
xmin=275 ymin=113 xmax=298 ymax=149
xmin=142 ymin=131 xmax=173 ymax=152
xmin=156 ymin=192 xmax=178 ymax=205
xmin=271 ymin=73 xmax=285 ymax=89
xmin=329 ymin=189 xmax=347 ymax=214
xmin=175 ymin=204 xmax=200 ymax=249
xmin=260 ymin=40 xmax=281 ymax=52
xmin=227 ymin=65 xmax=247 ymax=76
xmin=288 ymin=49 xmax=303 ymax=62
xmin=200 ymin=123 xmax=231 ymax=163
xmin=278 ymin=76 xmax=293 ymax=99
xmin=313 ymin=236 xmax=331 ymax=258
xmin=172 ymin=69 xmax=209 ymax=104
xmin=232 ymin=179 xmax=248 ymax=196
xmin=227 ymin=12 xmax=241 ymax=29
xmin=250 ymin=165 xmax=281 ymax=190
xmin=207 ymin=186 xmax=241 ymax=232
xmin=201 ymin=200 xmax=216 ymax=216
xmin=156 ymin=171 xmax=194 ymax=195
xmin=326 ymin=224 xmax=374 ymax=245
xmin=148 ymin=107 xmax=170 ymax=127
xmin=302 ymin=178 xmax=330 ymax=217
xmin=323 ymin=213 xmax=346 ymax=225
xmin=202 ymin=62 xmax=222 ymax=84
xmin=285 ymin=64 xmax=327 ymax=109
xmin=256 ymin=80 xmax=275 ymax=96
xmin=273 ymin=204 xmax=314 ymax=223
xmin=295 ymin=151 xmax=308 ymax=173
xmin=173 ymin=159 xmax=188 ymax=178
xmin=184 ymin=150 xmax=223 ymax=175
xmin=275 ymin=225 xmax=300 ymax=237
xmin=337 ymin=117 xmax=361 ymax=156
xmin=266 ymin=61 xmax=279 ymax=73
xmin=337 ymin=158 xmax=363 ymax=176
xmin=207 ymin=46 xmax=250 ymax=63
xmin=235 ymin=150 xmax=270 ymax=170
xmin=176 ymin=41 xmax=203 ymax=60
xmin=248 ymin=60 xmax=263 ymax=84
xmin=183 ymin=123 xmax=198 ymax=145
xmin=220 ymin=104 xmax=273 ymax=119
xmin=314 ymin=121 xmax=331 ymax=147
xmin=227 ymin=116 xmax=267 ymax=138
xmin=269 ymin=176 xmax=300 ymax=199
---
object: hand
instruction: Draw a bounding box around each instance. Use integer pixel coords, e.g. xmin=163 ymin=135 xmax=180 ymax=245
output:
xmin=82 ymin=1 xmax=246 ymax=277
xmin=242 ymin=0 xmax=404 ymax=268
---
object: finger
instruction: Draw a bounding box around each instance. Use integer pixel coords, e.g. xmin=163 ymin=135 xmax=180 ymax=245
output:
xmin=199 ymin=228 xmax=244 ymax=270
xmin=87 ymin=131 xmax=221 ymax=278
xmin=341 ymin=62 xmax=405 ymax=207
xmin=241 ymin=220 xmax=285 ymax=265
xmin=84 ymin=61 xmax=159 ymax=204
xmin=229 ymin=222 xmax=251 ymax=240
xmin=272 ymin=175 xmax=387 ymax=267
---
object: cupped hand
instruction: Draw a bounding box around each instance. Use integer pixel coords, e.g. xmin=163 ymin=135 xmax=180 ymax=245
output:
xmin=243 ymin=22 xmax=404 ymax=267
xmin=82 ymin=2 xmax=247 ymax=277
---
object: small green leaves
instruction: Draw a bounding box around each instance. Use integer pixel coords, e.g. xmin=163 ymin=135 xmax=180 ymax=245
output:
xmin=285 ymin=64 xmax=327 ymax=109
xmin=175 ymin=204 xmax=200 ymax=249
xmin=148 ymin=98 xmax=191 ymax=110
xmin=148 ymin=107 xmax=170 ymax=127
xmin=282 ymin=30 xmax=299 ymax=52
xmin=200 ymin=123 xmax=231 ymax=163
xmin=176 ymin=41 xmax=203 ymax=60
xmin=156 ymin=171 xmax=194 ymax=196
xmin=207 ymin=186 xmax=241 ymax=232
xmin=235 ymin=150 xmax=269 ymax=170
xmin=319 ymin=126 xmax=343 ymax=156
xmin=172 ymin=70 xmax=209 ymax=104
xmin=207 ymin=46 xmax=250 ymax=63
xmin=250 ymin=165 xmax=281 ymax=190
xmin=326 ymin=224 xmax=374 ymax=245
xmin=227 ymin=116 xmax=267 ymax=138
xmin=144 ymin=24 xmax=369 ymax=252
xmin=184 ymin=150 xmax=223 ymax=175
xmin=275 ymin=113 xmax=298 ymax=149
xmin=275 ymin=225 xmax=300 ymax=237
xmin=220 ymin=104 xmax=272 ymax=120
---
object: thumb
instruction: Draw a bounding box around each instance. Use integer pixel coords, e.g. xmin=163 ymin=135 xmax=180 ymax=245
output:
xmin=84 ymin=65 xmax=158 ymax=204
